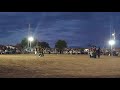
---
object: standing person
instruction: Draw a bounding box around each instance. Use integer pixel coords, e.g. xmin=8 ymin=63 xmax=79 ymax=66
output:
xmin=93 ymin=46 xmax=97 ymax=58
xmin=41 ymin=48 xmax=44 ymax=57
xmin=97 ymin=47 xmax=101 ymax=58
xmin=38 ymin=46 xmax=44 ymax=57
xmin=35 ymin=48 xmax=37 ymax=55
xmin=38 ymin=47 xmax=41 ymax=57
xmin=89 ymin=48 xmax=92 ymax=58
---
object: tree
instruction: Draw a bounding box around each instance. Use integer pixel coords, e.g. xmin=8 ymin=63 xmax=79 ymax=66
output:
xmin=20 ymin=38 xmax=50 ymax=49
xmin=20 ymin=38 xmax=28 ymax=49
xmin=39 ymin=42 xmax=50 ymax=48
xmin=55 ymin=40 xmax=67 ymax=54
xmin=20 ymin=38 xmax=39 ymax=48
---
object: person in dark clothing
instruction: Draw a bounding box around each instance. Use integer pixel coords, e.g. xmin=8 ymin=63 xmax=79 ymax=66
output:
xmin=93 ymin=51 xmax=96 ymax=58
xmin=38 ymin=47 xmax=41 ymax=57
xmin=97 ymin=47 xmax=101 ymax=58
xmin=93 ymin=46 xmax=97 ymax=58
xmin=38 ymin=47 xmax=44 ymax=57
xmin=41 ymin=48 xmax=44 ymax=57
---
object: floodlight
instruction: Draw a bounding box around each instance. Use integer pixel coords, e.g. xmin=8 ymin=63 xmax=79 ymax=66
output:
xmin=28 ymin=36 xmax=34 ymax=42
xmin=108 ymin=40 xmax=115 ymax=46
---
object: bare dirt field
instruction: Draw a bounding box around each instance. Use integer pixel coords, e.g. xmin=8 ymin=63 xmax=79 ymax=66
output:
xmin=0 ymin=54 xmax=120 ymax=78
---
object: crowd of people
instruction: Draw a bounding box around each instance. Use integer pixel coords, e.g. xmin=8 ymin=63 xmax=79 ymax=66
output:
xmin=35 ymin=46 xmax=44 ymax=57
xmin=34 ymin=48 xmax=87 ymax=55
xmin=89 ymin=46 xmax=101 ymax=58
xmin=33 ymin=46 xmax=120 ymax=58
xmin=34 ymin=46 xmax=100 ymax=58
xmin=1 ymin=44 xmax=119 ymax=59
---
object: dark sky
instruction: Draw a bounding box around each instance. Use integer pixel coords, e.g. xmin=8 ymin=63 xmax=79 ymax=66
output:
xmin=0 ymin=12 xmax=120 ymax=48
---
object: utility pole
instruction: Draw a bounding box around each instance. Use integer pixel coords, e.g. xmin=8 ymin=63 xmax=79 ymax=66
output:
xmin=114 ymin=29 xmax=115 ymax=40
xmin=28 ymin=24 xmax=30 ymax=48
xmin=112 ymin=29 xmax=116 ymax=51
xmin=110 ymin=22 xmax=112 ymax=56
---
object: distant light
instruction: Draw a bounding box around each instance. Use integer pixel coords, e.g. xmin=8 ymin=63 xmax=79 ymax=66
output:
xmin=28 ymin=36 xmax=34 ymax=42
xmin=108 ymin=40 xmax=115 ymax=46
xmin=112 ymin=33 xmax=115 ymax=36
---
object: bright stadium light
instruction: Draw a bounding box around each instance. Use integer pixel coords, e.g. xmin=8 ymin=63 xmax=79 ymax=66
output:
xmin=28 ymin=36 xmax=34 ymax=42
xmin=108 ymin=40 xmax=115 ymax=46
xmin=108 ymin=39 xmax=115 ymax=56
xmin=28 ymin=36 xmax=34 ymax=52
xmin=112 ymin=33 xmax=115 ymax=36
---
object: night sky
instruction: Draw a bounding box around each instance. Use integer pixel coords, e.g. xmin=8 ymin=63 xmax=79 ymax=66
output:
xmin=0 ymin=12 xmax=120 ymax=48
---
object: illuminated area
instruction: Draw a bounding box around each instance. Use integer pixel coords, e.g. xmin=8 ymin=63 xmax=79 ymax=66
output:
xmin=108 ymin=40 xmax=115 ymax=46
xmin=112 ymin=33 xmax=115 ymax=36
xmin=28 ymin=36 xmax=34 ymax=42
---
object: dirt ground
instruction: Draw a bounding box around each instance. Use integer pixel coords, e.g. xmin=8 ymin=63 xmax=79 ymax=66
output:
xmin=0 ymin=54 xmax=120 ymax=78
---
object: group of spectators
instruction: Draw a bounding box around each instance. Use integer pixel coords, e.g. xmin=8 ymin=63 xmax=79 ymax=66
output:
xmin=89 ymin=46 xmax=101 ymax=58
xmin=37 ymin=48 xmax=87 ymax=55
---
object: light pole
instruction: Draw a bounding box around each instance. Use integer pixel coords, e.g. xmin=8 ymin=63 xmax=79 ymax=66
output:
xmin=28 ymin=24 xmax=31 ymax=49
xmin=112 ymin=33 xmax=115 ymax=41
xmin=112 ymin=30 xmax=116 ymax=52
xmin=108 ymin=40 xmax=115 ymax=56
xmin=112 ymin=31 xmax=115 ymax=41
xmin=28 ymin=36 xmax=34 ymax=52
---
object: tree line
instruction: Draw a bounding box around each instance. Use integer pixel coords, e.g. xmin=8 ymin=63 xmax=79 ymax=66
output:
xmin=16 ymin=38 xmax=67 ymax=52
